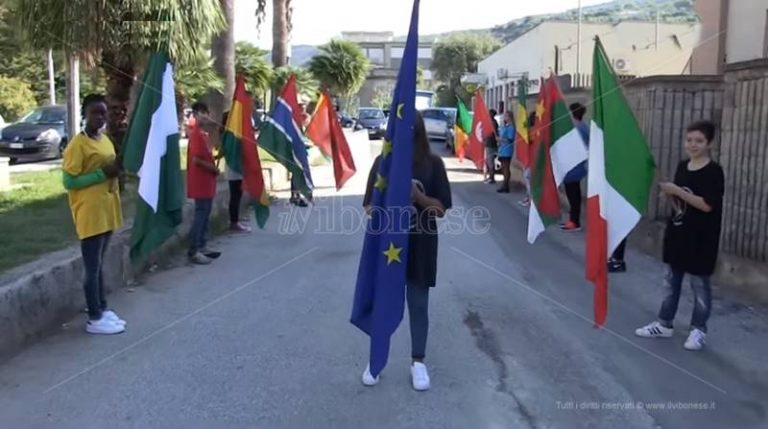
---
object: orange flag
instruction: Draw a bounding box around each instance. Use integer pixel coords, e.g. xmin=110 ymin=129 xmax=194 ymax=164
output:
xmin=306 ymin=92 xmax=357 ymax=190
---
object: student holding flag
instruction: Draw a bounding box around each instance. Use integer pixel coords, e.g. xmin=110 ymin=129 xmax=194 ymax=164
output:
xmin=352 ymin=0 xmax=453 ymax=392
xmin=360 ymin=113 xmax=452 ymax=391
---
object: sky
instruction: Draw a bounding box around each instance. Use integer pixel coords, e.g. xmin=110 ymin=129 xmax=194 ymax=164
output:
xmin=235 ymin=0 xmax=609 ymax=48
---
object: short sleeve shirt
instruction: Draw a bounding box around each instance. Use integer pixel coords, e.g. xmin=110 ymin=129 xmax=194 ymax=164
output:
xmin=62 ymin=133 xmax=123 ymax=240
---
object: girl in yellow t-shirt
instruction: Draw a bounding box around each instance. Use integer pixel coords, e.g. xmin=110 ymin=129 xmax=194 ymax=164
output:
xmin=62 ymin=94 xmax=126 ymax=335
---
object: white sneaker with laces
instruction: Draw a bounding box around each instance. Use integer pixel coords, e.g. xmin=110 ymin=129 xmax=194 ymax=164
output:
xmin=410 ymin=362 xmax=430 ymax=391
xmin=362 ymin=365 xmax=379 ymax=386
xmin=635 ymin=321 xmax=674 ymax=338
xmin=684 ymin=329 xmax=706 ymax=351
xmin=102 ymin=310 xmax=126 ymax=326
xmin=86 ymin=318 xmax=125 ymax=335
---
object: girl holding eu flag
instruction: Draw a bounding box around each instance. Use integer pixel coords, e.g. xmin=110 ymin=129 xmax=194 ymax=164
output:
xmin=362 ymin=113 xmax=452 ymax=391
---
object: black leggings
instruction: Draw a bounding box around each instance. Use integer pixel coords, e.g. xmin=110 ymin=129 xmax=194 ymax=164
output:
xmin=499 ymin=157 xmax=512 ymax=190
xmin=564 ymin=181 xmax=582 ymax=226
xmin=229 ymin=180 xmax=243 ymax=224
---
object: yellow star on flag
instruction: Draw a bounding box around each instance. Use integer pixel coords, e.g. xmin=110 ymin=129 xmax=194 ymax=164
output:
xmin=381 ymin=140 xmax=393 ymax=157
xmin=374 ymin=173 xmax=387 ymax=191
xmin=383 ymin=242 xmax=403 ymax=265
xmin=535 ymin=99 xmax=546 ymax=122
xmin=397 ymin=103 xmax=405 ymax=119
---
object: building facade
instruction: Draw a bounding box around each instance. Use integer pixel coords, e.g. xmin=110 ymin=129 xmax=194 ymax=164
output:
xmin=342 ymin=32 xmax=434 ymax=109
xmin=477 ymin=21 xmax=700 ymax=113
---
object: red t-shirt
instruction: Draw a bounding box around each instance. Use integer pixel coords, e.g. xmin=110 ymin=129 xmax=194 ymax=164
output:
xmin=186 ymin=127 xmax=217 ymax=199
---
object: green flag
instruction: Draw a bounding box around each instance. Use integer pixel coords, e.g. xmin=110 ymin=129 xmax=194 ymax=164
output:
xmin=122 ymin=52 xmax=184 ymax=263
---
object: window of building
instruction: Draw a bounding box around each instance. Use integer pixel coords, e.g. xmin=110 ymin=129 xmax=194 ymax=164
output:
xmin=391 ymin=47 xmax=405 ymax=58
xmin=366 ymin=48 xmax=384 ymax=63
xmin=418 ymin=48 xmax=432 ymax=59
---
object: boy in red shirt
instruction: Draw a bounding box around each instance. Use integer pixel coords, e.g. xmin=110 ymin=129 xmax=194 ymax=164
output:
xmin=187 ymin=102 xmax=221 ymax=264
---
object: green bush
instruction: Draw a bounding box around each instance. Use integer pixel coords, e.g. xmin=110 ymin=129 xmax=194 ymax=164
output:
xmin=0 ymin=75 xmax=36 ymax=121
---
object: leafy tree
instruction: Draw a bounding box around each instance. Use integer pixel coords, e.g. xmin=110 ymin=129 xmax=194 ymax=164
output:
xmin=371 ymin=86 xmax=393 ymax=109
xmin=235 ymin=41 xmax=272 ymax=98
xmin=430 ymin=33 xmax=500 ymax=103
xmin=0 ymin=75 xmax=36 ymax=120
xmin=18 ymin=0 xmax=226 ymax=154
xmin=308 ymin=40 xmax=369 ymax=99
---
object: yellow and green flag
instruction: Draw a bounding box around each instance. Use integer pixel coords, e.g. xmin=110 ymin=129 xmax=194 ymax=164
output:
xmin=221 ymin=75 xmax=270 ymax=228
xmin=454 ymin=97 xmax=472 ymax=161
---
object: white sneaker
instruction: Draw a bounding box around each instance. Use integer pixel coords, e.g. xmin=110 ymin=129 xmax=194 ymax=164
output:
xmin=361 ymin=365 xmax=379 ymax=386
xmin=635 ymin=321 xmax=674 ymax=338
xmin=102 ymin=310 xmax=126 ymax=326
xmin=86 ymin=318 xmax=125 ymax=335
xmin=410 ymin=362 xmax=431 ymax=391
xmin=684 ymin=329 xmax=707 ymax=351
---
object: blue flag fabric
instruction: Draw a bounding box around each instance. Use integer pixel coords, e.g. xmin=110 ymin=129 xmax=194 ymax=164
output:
xmin=350 ymin=0 xmax=420 ymax=378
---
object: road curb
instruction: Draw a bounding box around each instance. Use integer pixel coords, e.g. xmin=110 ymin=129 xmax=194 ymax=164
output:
xmin=0 ymin=181 xmax=233 ymax=358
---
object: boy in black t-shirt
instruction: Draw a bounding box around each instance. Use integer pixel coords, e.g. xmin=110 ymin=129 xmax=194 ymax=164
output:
xmin=635 ymin=121 xmax=724 ymax=351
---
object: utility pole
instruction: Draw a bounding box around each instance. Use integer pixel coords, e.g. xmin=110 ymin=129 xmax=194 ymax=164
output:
xmin=47 ymin=50 xmax=56 ymax=105
xmin=66 ymin=54 xmax=80 ymax=136
xmin=655 ymin=3 xmax=660 ymax=51
xmin=576 ymin=0 xmax=582 ymax=79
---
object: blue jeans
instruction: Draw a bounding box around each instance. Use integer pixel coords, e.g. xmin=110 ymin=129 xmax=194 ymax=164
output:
xmin=188 ymin=198 xmax=213 ymax=256
xmin=81 ymin=232 xmax=112 ymax=320
xmin=658 ymin=268 xmax=712 ymax=332
xmin=407 ymin=284 xmax=429 ymax=360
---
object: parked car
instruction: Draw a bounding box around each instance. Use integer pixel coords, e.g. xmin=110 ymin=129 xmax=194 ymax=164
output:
xmin=0 ymin=105 xmax=68 ymax=163
xmin=355 ymin=107 xmax=387 ymax=140
xmin=421 ymin=107 xmax=456 ymax=143
xmin=337 ymin=112 xmax=355 ymax=128
xmin=0 ymin=114 xmax=6 ymax=130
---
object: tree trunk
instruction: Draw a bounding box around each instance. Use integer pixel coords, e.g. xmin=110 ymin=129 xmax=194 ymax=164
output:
xmin=102 ymin=50 xmax=135 ymax=158
xmin=208 ymin=0 xmax=235 ymax=138
xmin=272 ymin=0 xmax=289 ymax=68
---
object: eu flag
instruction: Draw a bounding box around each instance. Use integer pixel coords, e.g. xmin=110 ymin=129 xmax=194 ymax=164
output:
xmin=350 ymin=0 xmax=420 ymax=378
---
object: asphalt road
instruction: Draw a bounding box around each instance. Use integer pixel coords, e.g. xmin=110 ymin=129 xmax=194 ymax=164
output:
xmin=0 ymin=133 xmax=766 ymax=429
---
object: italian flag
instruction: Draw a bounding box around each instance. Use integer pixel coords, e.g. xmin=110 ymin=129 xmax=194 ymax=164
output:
xmin=222 ymin=75 xmax=270 ymax=228
xmin=528 ymin=75 xmax=589 ymax=243
xmin=454 ymin=96 xmax=472 ymax=161
xmin=586 ymin=39 xmax=655 ymax=326
xmin=122 ymin=52 xmax=184 ymax=263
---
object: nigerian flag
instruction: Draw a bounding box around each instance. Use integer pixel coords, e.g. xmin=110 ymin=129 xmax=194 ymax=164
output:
xmin=122 ymin=52 xmax=184 ymax=263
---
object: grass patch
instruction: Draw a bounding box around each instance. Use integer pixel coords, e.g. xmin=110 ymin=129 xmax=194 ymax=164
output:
xmin=0 ymin=170 xmax=140 ymax=273
xmin=0 ymin=170 xmax=75 ymax=272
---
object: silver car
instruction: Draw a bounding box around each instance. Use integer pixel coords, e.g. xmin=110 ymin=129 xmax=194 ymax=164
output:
xmin=420 ymin=108 xmax=456 ymax=142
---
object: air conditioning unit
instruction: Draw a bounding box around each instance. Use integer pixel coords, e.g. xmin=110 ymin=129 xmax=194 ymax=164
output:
xmin=612 ymin=58 xmax=631 ymax=72
xmin=497 ymin=68 xmax=509 ymax=79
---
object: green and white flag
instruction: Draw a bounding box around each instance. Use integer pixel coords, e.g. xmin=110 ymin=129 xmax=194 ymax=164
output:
xmin=123 ymin=52 xmax=184 ymax=263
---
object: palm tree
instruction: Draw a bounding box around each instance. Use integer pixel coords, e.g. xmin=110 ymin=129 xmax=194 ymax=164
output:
xmin=271 ymin=66 xmax=317 ymax=101
xmin=175 ymin=54 xmax=224 ymax=120
xmin=18 ymin=0 xmax=225 ymax=153
xmin=235 ymin=41 xmax=272 ymax=100
xmin=210 ymin=0 xmax=235 ymax=122
xmin=308 ymin=40 xmax=369 ymax=107
xmin=256 ymin=0 xmax=291 ymax=67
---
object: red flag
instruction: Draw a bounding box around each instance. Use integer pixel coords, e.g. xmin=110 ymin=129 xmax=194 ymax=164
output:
xmin=306 ymin=92 xmax=357 ymax=190
xmin=222 ymin=75 xmax=270 ymax=227
xmin=467 ymin=89 xmax=494 ymax=171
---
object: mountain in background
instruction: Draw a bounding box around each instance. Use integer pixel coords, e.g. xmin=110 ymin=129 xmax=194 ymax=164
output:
xmin=400 ymin=0 xmax=697 ymax=44
xmin=264 ymin=45 xmax=319 ymax=67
